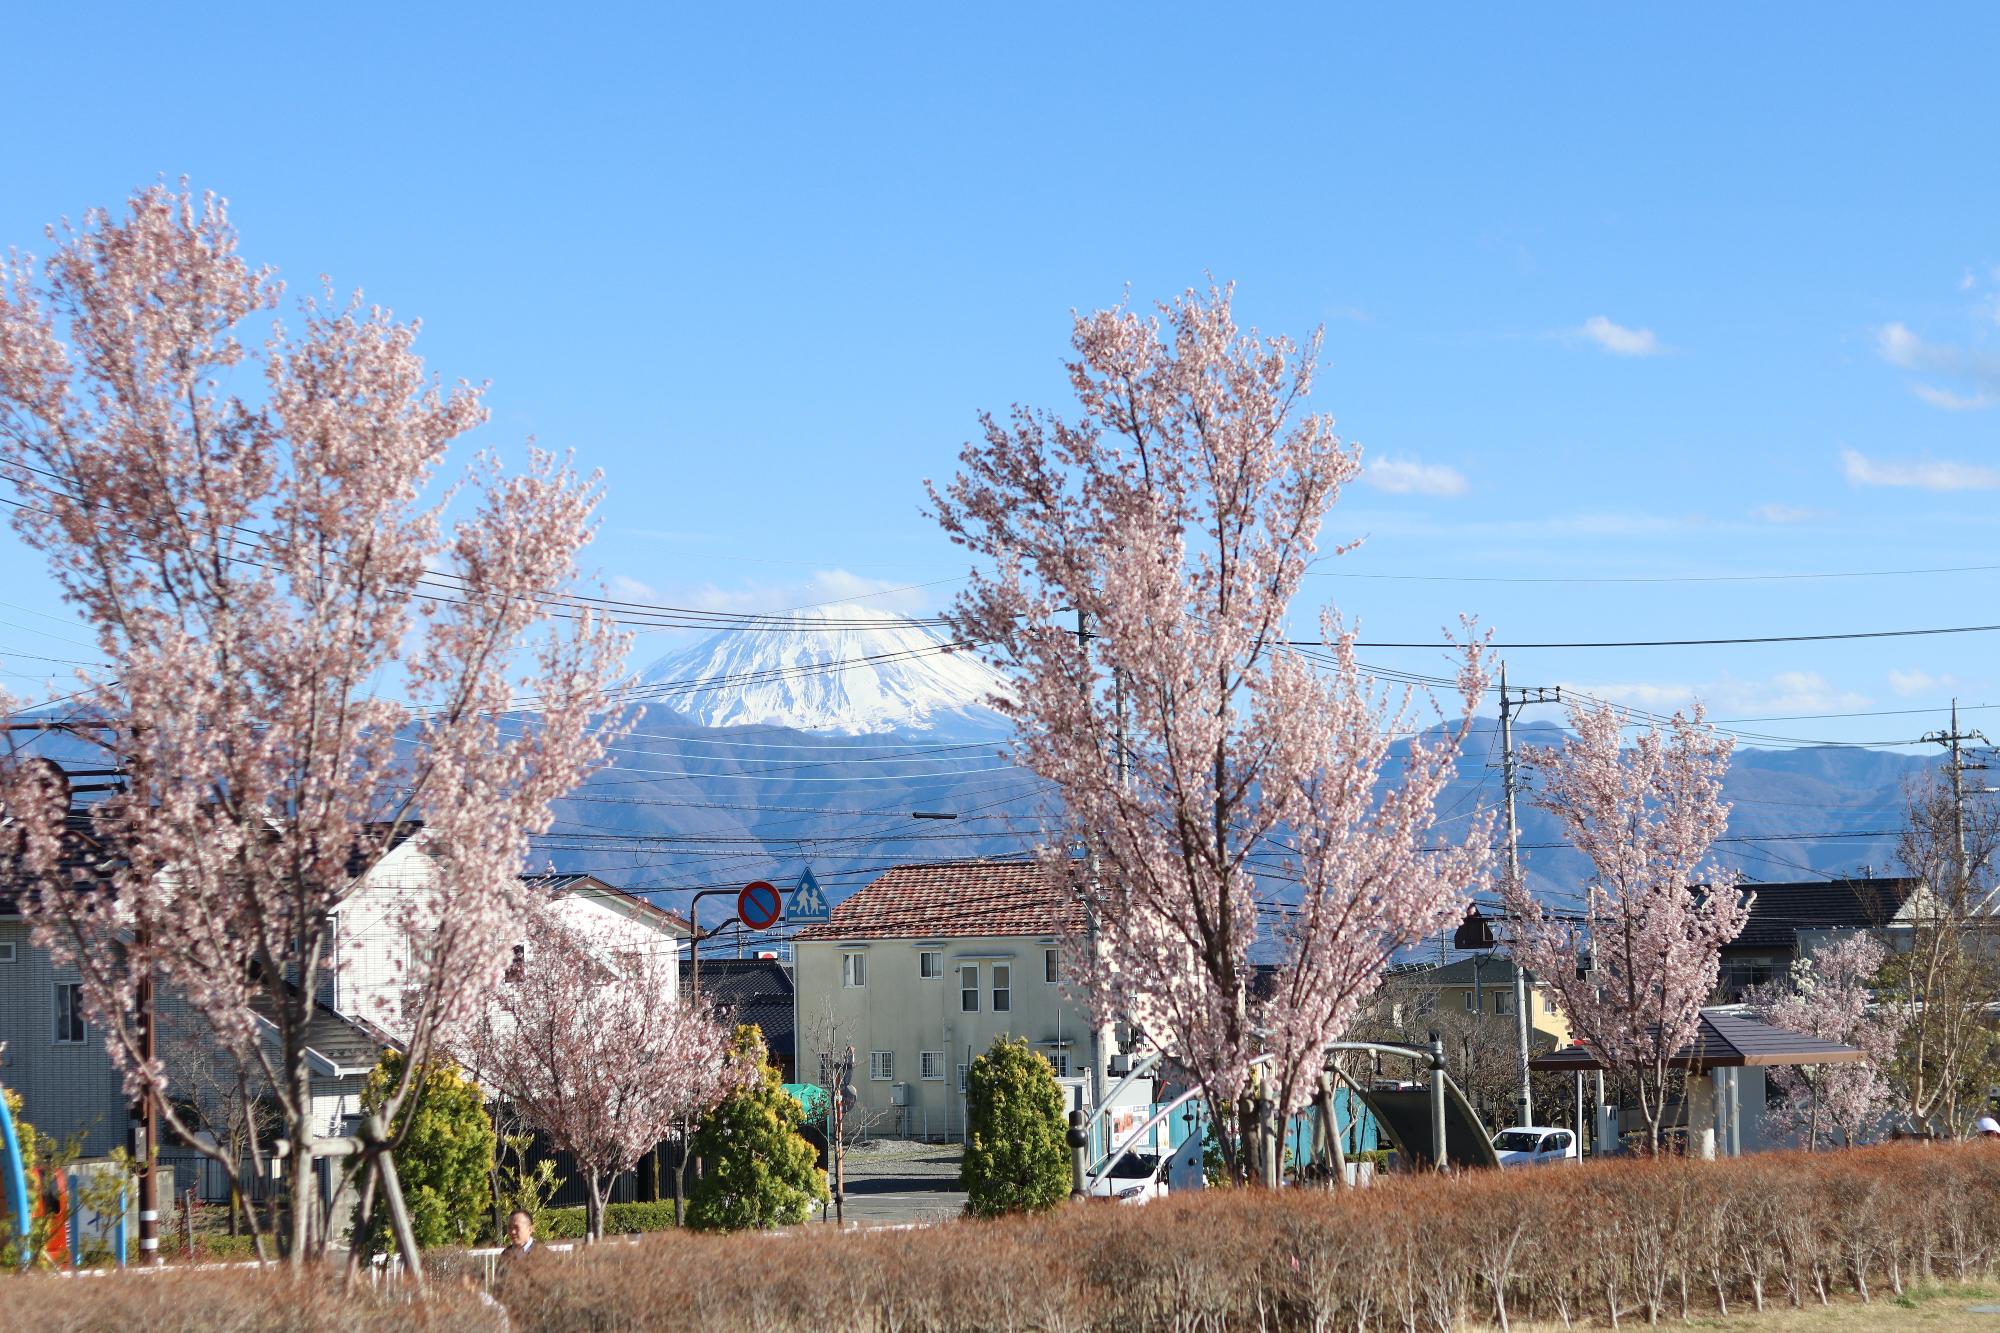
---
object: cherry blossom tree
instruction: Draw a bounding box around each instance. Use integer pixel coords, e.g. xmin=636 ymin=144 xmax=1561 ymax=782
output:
xmin=1499 ymin=701 xmax=1747 ymax=1152
xmin=462 ymin=899 xmax=743 ymax=1241
xmin=1878 ymin=777 xmax=2000 ymax=1136
xmin=0 ymin=183 xmax=627 ymax=1265
xmin=1748 ymin=932 xmax=1903 ymax=1149
xmin=929 ymin=283 xmax=1493 ymax=1184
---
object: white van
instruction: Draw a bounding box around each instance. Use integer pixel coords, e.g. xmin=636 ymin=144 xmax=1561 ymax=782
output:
xmin=1491 ymin=1126 xmax=1579 ymax=1167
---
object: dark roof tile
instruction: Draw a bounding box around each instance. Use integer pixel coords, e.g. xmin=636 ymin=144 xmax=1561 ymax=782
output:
xmin=1726 ymin=877 xmax=1916 ymax=951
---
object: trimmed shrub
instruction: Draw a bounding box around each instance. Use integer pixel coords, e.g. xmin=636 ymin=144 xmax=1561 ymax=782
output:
xmin=0 ymin=1268 xmax=493 ymax=1329
xmin=18 ymin=1141 xmax=2000 ymax=1331
xmin=538 ymin=1201 xmax=678 ymax=1239
xmin=960 ymin=1035 xmax=1069 ymax=1218
xmin=491 ymin=1141 xmax=2000 ymax=1332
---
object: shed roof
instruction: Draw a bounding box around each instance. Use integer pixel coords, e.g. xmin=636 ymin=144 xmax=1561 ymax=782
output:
xmin=790 ymin=860 xmax=1083 ymax=942
xmin=1527 ymin=1008 xmax=1866 ymax=1073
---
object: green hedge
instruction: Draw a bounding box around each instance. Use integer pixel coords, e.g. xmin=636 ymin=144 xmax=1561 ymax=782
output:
xmin=195 ymin=1233 xmax=263 ymax=1261
xmin=537 ymin=1201 xmax=679 ymax=1239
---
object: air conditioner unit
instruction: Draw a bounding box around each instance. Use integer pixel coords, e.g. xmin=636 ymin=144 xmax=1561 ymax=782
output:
xmin=890 ymin=1081 xmax=911 ymax=1107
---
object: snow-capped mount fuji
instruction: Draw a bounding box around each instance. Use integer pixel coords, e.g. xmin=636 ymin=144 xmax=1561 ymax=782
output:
xmin=633 ymin=604 xmax=1013 ymax=735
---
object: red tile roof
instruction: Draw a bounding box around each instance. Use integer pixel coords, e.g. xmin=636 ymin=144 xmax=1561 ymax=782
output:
xmin=791 ymin=860 xmax=1084 ymax=942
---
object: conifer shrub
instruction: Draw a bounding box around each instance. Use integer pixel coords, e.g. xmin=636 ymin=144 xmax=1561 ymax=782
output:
xmin=959 ymin=1035 xmax=1069 ymax=1217
xmin=351 ymin=1051 xmax=496 ymax=1254
xmin=685 ymin=1026 xmax=827 ymax=1231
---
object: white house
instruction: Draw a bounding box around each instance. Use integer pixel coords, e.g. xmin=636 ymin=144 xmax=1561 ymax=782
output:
xmin=791 ymin=859 xmax=1116 ymax=1139
xmin=1 ymin=827 xmax=684 ymax=1213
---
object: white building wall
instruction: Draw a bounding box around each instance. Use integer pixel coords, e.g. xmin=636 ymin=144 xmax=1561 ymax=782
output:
xmin=795 ymin=932 xmax=1093 ymax=1138
xmin=329 ymin=840 xmax=441 ymax=1038
xmin=545 ymin=891 xmax=681 ymax=1004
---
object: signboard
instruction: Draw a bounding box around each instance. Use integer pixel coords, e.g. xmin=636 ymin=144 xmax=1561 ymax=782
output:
xmin=788 ymin=866 xmax=830 ymax=922
xmin=737 ymin=880 xmax=782 ymax=931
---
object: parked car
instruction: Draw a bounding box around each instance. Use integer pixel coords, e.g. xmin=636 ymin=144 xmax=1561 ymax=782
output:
xmin=1088 ymin=1151 xmax=1169 ymax=1203
xmin=1491 ymin=1126 xmax=1579 ymax=1167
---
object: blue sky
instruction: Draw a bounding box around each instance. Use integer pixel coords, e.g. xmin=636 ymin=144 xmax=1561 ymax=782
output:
xmin=4 ymin=4 xmax=1998 ymax=747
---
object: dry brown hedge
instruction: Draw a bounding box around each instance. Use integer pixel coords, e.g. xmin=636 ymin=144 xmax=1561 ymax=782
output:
xmin=500 ymin=1142 xmax=2000 ymax=1332
xmin=0 ymin=1266 xmax=498 ymax=1333
xmin=7 ymin=1142 xmax=2000 ymax=1331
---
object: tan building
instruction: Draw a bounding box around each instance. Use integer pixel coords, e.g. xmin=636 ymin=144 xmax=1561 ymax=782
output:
xmin=1384 ymin=956 xmax=1573 ymax=1049
xmin=792 ymin=861 xmax=1105 ymax=1139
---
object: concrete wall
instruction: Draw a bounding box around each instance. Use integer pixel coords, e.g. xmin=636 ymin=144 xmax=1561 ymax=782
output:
xmin=796 ymin=932 xmax=1098 ymax=1137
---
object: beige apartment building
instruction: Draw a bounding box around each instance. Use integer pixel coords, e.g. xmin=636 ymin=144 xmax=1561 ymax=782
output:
xmin=792 ymin=860 xmax=1106 ymax=1139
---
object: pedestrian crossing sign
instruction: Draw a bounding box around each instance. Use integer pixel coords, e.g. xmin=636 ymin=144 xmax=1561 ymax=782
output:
xmin=789 ymin=866 xmax=830 ymax=922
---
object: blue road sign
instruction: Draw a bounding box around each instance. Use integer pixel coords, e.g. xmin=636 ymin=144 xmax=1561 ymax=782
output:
xmin=789 ymin=866 xmax=831 ymax=922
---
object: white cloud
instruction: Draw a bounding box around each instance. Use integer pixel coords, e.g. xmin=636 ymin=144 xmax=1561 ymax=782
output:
xmin=607 ymin=574 xmax=662 ymax=601
xmin=1877 ymin=321 xmax=2000 ymax=409
xmin=682 ymin=568 xmax=937 ymax=618
xmin=1889 ymin=668 xmax=1961 ymax=698
xmin=1561 ymin=671 xmax=1870 ymax=721
xmin=1751 ymin=503 xmax=1831 ymax=524
xmin=1841 ymin=447 xmax=2000 ymax=491
xmin=1362 ymin=456 xmax=1468 ymax=497
xmin=1911 ymin=383 xmax=1992 ymax=411
xmin=1578 ymin=315 xmax=1664 ymax=357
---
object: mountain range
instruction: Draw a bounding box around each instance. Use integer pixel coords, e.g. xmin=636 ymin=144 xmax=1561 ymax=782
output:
xmin=543 ymin=609 xmax=1935 ymax=930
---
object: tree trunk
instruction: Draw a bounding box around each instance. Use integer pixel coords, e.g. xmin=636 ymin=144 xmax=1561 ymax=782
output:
xmin=1312 ymin=1074 xmax=1347 ymax=1188
xmin=585 ymin=1171 xmax=606 ymax=1242
xmin=287 ymin=1054 xmax=317 ymax=1266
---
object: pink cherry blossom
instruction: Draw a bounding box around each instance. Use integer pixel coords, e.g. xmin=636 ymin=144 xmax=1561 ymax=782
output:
xmin=0 ymin=183 xmax=628 ymax=1261
xmin=1500 ymin=701 xmax=1745 ymax=1151
xmin=1748 ymin=932 xmax=1903 ymax=1148
xmin=459 ymin=898 xmax=744 ymax=1241
xmin=929 ymin=283 xmax=1493 ymax=1182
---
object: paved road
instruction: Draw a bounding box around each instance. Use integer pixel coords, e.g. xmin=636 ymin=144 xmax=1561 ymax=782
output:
xmin=827 ymin=1139 xmax=966 ymax=1227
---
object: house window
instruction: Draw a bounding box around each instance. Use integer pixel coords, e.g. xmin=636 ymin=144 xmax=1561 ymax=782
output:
xmin=0 ymin=942 xmax=16 ymax=964
xmin=960 ymin=965 xmax=979 ymax=1013
xmin=842 ymin=953 xmax=867 ymax=988
xmin=919 ymin=951 xmax=942 ymax=979
xmin=1046 ymin=1050 xmax=1069 ymax=1077
xmin=1463 ymin=991 xmax=1476 ymax=1012
xmin=869 ymin=1050 xmax=893 ymax=1081
xmin=957 ymin=1063 xmax=968 ymax=1093
xmin=53 ymin=982 xmax=86 ymax=1044
xmin=993 ymin=964 xmax=1012 ymax=1013
xmin=1043 ymin=948 xmax=1059 ymax=983
xmin=1494 ymin=992 xmax=1512 ymax=1016
xmin=920 ymin=1051 xmax=945 ymax=1081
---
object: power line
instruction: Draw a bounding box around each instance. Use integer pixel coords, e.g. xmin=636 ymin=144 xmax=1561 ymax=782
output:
xmin=1309 ymin=622 xmax=2000 ymax=651
xmin=1312 ymin=559 xmax=2000 ymax=586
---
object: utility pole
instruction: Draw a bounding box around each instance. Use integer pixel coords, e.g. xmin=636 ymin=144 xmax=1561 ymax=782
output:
xmin=1923 ymin=699 xmax=1989 ymax=909
xmin=1076 ymin=608 xmax=1110 ymax=1110
xmin=1497 ymin=663 xmax=1560 ymax=1128
xmin=135 ymin=958 xmax=159 ymax=1266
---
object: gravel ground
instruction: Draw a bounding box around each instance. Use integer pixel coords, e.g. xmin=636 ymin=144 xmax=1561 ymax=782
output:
xmin=824 ymin=1138 xmax=967 ymax=1227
